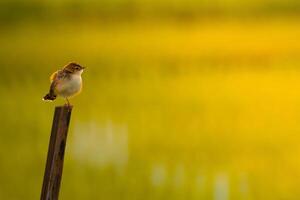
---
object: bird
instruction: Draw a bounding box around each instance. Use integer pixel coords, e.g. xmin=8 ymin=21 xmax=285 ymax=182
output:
xmin=43 ymin=62 xmax=85 ymax=106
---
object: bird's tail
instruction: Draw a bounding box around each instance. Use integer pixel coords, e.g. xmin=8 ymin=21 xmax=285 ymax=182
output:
xmin=43 ymin=93 xmax=57 ymax=101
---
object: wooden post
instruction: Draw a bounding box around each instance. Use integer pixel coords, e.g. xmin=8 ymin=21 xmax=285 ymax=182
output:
xmin=41 ymin=106 xmax=73 ymax=200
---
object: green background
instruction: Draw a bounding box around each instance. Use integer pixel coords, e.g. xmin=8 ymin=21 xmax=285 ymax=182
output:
xmin=0 ymin=0 xmax=300 ymax=199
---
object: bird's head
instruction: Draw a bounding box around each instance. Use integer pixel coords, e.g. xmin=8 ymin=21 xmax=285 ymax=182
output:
xmin=64 ymin=62 xmax=85 ymax=74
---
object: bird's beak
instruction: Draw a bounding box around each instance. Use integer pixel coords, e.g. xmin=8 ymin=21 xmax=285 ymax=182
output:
xmin=82 ymin=67 xmax=85 ymax=70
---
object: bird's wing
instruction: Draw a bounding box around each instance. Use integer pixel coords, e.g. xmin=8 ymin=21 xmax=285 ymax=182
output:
xmin=50 ymin=70 xmax=69 ymax=82
xmin=49 ymin=70 xmax=66 ymax=96
xmin=50 ymin=71 xmax=58 ymax=82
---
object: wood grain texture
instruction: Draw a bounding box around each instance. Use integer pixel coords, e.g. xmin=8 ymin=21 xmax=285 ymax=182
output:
xmin=41 ymin=106 xmax=73 ymax=200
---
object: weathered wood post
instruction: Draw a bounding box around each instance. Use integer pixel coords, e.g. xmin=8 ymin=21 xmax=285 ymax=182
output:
xmin=41 ymin=106 xmax=73 ymax=200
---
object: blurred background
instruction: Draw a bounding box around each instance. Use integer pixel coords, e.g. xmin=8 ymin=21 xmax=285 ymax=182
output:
xmin=0 ymin=0 xmax=300 ymax=199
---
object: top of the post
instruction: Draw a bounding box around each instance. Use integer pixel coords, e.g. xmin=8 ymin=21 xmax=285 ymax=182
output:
xmin=55 ymin=105 xmax=73 ymax=109
xmin=55 ymin=105 xmax=73 ymax=113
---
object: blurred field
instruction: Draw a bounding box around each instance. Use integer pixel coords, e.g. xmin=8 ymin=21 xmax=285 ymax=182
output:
xmin=0 ymin=1 xmax=300 ymax=199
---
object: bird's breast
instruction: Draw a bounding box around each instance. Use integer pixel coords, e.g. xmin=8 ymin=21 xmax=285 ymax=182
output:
xmin=56 ymin=75 xmax=82 ymax=97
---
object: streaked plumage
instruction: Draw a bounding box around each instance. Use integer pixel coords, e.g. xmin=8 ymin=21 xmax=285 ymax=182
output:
xmin=43 ymin=62 xmax=85 ymax=105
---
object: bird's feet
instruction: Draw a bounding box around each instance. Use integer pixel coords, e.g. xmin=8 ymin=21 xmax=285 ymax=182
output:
xmin=64 ymin=104 xmax=72 ymax=112
xmin=64 ymin=103 xmax=71 ymax=107
xmin=64 ymin=98 xmax=72 ymax=110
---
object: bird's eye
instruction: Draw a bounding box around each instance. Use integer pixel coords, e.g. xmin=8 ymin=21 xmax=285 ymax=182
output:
xmin=75 ymin=67 xmax=80 ymax=70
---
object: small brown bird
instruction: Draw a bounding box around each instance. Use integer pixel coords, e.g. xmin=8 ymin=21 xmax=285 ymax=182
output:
xmin=43 ymin=62 xmax=85 ymax=106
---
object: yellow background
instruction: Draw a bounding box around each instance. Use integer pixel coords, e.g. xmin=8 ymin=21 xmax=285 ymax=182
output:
xmin=0 ymin=0 xmax=300 ymax=199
